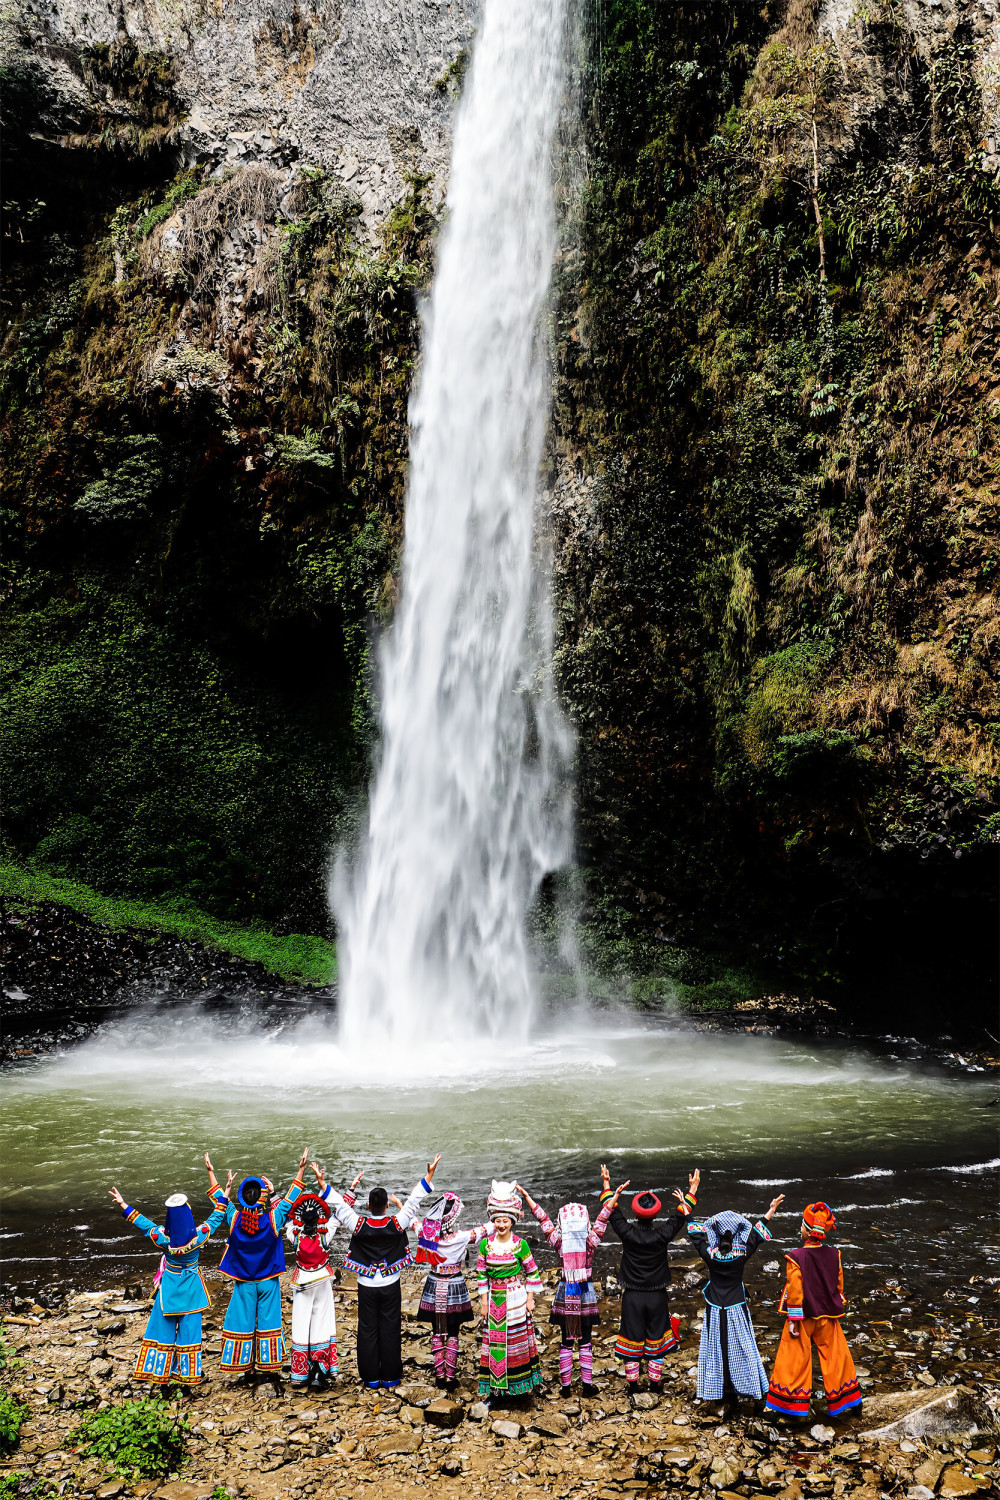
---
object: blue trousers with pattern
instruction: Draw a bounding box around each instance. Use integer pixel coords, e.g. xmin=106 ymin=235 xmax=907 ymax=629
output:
xmin=220 ymin=1278 xmax=285 ymax=1372
xmin=135 ymin=1301 xmax=204 ymax=1385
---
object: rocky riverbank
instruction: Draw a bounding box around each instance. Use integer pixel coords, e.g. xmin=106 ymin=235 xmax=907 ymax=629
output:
xmin=2 ymin=1260 xmax=997 ymax=1500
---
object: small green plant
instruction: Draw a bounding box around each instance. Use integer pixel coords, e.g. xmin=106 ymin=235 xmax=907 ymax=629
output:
xmin=0 ymin=1392 xmax=28 ymax=1454
xmin=0 ymin=1474 xmax=27 ymax=1500
xmin=72 ymin=1398 xmax=189 ymax=1478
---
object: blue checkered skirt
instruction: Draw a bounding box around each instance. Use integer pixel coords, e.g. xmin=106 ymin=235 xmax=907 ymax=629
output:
xmin=697 ymin=1301 xmax=768 ymax=1400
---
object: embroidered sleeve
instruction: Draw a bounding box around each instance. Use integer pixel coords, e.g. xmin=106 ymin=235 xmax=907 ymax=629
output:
xmin=744 ymin=1221 xmax=772 ymax=1258
xmin=783 ymin=1255 xmax=804 ymax=1320
xmin=194 ymin=1206 xmax=228 ymax=1244
xmin=531 ymin=1200 xmax=561 ymax=1251
xmin=475 ymin=1238 xmax=489 ymax=1293
xmin=686 ymin=1222 xmax=712 ymax=1265
xmin=396 ymin=1175 xmax=433 ymax=1230
xmin=126 ymin=1210 xmax=169 ymax=1248
xmin=587 ymin=1196 xmax=616 ymax=1249
xmin=518 ymin=1240 xmax=543 ymax=1291
xmin=324 ymin=1186 xmax=361 ymax=1234
xmin=469 ymin=1221 xmax=493 ymax=1245
xmin=271 ymin=1178 xmax=306 ymax=1232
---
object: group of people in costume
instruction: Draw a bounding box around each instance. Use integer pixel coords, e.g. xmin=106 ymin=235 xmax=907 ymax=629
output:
xmin=108 ymin=1150 xmax=861 ymax=1421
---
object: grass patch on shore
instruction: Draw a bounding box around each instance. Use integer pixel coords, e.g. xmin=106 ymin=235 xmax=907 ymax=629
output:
xmin=0 ymin=862 xmax=336 ymax=985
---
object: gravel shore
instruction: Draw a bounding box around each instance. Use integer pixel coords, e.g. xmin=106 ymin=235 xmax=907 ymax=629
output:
xmin=2 ymin=1261 xmax=997 ymax=1500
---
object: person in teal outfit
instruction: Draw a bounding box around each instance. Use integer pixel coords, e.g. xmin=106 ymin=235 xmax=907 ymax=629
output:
xmin=206 ymin=1146 xmax=310 ymax=1388
xmin=109 ymin=1163 xmax=232 ymax=1388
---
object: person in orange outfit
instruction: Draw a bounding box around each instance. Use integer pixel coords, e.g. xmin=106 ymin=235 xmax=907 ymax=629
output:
xmin=765 ymin=1202 xmax=862 ymax=1420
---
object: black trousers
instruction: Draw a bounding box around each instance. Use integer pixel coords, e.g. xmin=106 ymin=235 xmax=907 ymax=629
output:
xmin=357 ymin=1280 xmax=403 ymax=1386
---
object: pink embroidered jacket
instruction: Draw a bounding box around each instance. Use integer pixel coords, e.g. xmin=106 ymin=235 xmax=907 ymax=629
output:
xmin=530 ymin=1197 xmax=616 ymax=1282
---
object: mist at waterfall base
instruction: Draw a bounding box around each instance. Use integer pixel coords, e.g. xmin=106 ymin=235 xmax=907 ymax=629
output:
xmin=2 ymin=1006 xmax=997 ymax=1293
xmin=332 ymin=0 xmax=574 ymax=1052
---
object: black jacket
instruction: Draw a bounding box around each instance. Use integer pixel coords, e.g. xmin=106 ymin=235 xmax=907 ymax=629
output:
xmin=687 ymin=1219 xmax=772 ymax=1308
xmin=606 ymin=1197 xmax=695 ymax=1292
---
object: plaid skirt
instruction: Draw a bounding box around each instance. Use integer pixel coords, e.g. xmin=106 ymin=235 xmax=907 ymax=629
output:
xmin=550 ymin=1276 xmax=600 ymax=1340
xmin=417 ymin=1267 xmax=475 ymax=1334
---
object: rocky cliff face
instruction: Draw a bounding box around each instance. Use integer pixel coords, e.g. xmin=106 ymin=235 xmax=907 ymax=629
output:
xmin=11 ymin=0 xmax=474 ymax=230
xmin=1 ymin=0 xmax=997 ymax=1015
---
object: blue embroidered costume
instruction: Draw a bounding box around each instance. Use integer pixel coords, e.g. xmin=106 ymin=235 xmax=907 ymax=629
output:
xmin=120 ymin=1193 xmax=227 ymax=1385
xmin=210 ymin=1170 xmax=306 ymax=1375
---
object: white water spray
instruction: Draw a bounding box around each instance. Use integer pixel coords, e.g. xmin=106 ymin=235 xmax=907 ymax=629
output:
xmin=333 ymin=0 xmax=572 ymax=1051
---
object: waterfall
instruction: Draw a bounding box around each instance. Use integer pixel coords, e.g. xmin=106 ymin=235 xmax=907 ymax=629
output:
xmin=333 ymin=0 xmax=573 ymax=1051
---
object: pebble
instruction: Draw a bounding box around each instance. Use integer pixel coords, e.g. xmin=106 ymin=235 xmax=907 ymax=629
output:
xmin=491 ymin=1419 xmax=522 ymax=1439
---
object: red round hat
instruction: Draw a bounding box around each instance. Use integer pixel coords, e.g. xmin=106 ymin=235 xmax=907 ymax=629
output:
xmin=632 ymin=1191 xmax=662 ymax=1220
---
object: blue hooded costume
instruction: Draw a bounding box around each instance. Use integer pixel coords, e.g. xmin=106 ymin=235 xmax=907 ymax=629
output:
xmin=120 ymin=1191 xmax=227 ymax=1385
xmin=211 ymin=1169 xmax=306 ymax=1374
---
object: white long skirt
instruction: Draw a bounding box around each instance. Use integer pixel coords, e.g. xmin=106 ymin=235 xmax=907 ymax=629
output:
xmin=290 ymin=1276 xmax=338 ymax=1383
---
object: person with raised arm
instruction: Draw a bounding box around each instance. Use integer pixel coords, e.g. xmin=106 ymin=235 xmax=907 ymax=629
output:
xmin=413 ymin=1189 xmax=494 ymax=1390
xmin=109 ymin=1159 xmax=231 ymax=1389
xmin=285 ymin=1165 xmax=364 ymax=1392
xmin=765 ymin=1201 xmax=862 ymax=1421
xmin=687 ymin=1195 xmax=784 ymax=1412
xmin=323 ymin=1153 xmax=441 ymax=1389
xmin=516 ymin=1169 xmax=629 ymax=1396
xmin=206 ymin=1145 xmax=309 ymax=1389
xmin=603 ymin=1165 xmax=700 ymax=1402
xmin=475 ymin=1182 xmax=544 ymax=1406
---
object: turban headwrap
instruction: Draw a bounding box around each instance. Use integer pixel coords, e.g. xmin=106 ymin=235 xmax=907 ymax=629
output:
xmin=802 ymin=1202 xmax=836 ymax=1238
xmin=700 ymin=1210 xmax=753 ymax=1256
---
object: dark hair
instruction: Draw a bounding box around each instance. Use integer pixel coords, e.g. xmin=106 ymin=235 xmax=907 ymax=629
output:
xmin=300 ymin=1206 xmax=320 ymax=1231
xmin=368 ymin=1186 xmax=388 ymax=1214
xmin=718 ymin=1229 xmax=734 ymax=1251
xmin=242 ymin=1181 xmax=262 ymax=1205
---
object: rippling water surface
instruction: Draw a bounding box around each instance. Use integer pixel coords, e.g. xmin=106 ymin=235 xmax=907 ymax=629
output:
xmin=2 ymin=1008 xmax=996 ymax=1290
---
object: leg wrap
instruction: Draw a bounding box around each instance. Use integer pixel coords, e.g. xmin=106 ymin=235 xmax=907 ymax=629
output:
xmin=445 ymin=1335 xmax=459 ymax=1381
xmin=579 ymin=1343 xmax=594 ymax=1385
xmin=624 ymin=1360 xmax=641 ymax=1384
xmin=558 ymin=1345 xmax=573 ymax=1386
xmin=432 ymin=1334 xmax=447 ymax=1380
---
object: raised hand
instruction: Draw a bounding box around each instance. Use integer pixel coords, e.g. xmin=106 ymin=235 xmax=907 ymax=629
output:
xmin=426 ymin=1154 xmax=442 ymax=1183
xmin=350 ymin=1170 xmax=365 ymax=1191
xmin=298 ymin=1146 xmax=310 ymax=1171
xmin=514 ymin=1181 xmax=535 ymax=1210
xmin=614 ymin=1179 xmax=630 ymax=1200
xmin=389 ymin=1193 xmax=404 ymax=1210
xmin=225 ymin=1169 xmax=235 ymax=1195
xmin=765 ymin=1194 xmax=785 ymax=1219
xmin=311 ymin=1161 xmax=326 ymax=1189
xmin=688 ymin=1168 xmax=701 ymax=1195
xmin=109 ymin=1186 xmax=126 ymax=1209
xmin=204 ymin=1153 xmax=219 ymax=1188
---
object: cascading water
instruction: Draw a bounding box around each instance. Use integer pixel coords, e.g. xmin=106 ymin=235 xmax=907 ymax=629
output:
xmin=333 ymin=0 xmax=572 ymax=1051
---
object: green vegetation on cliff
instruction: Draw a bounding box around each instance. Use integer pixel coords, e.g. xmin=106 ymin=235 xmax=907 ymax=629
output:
xmin=551 ymin=0 xmax=999 ymax=1002
xmin=0 ymin=863 xmax=336 ymax=983
xmin=1 ymin=34 xmax=438 ymax=928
